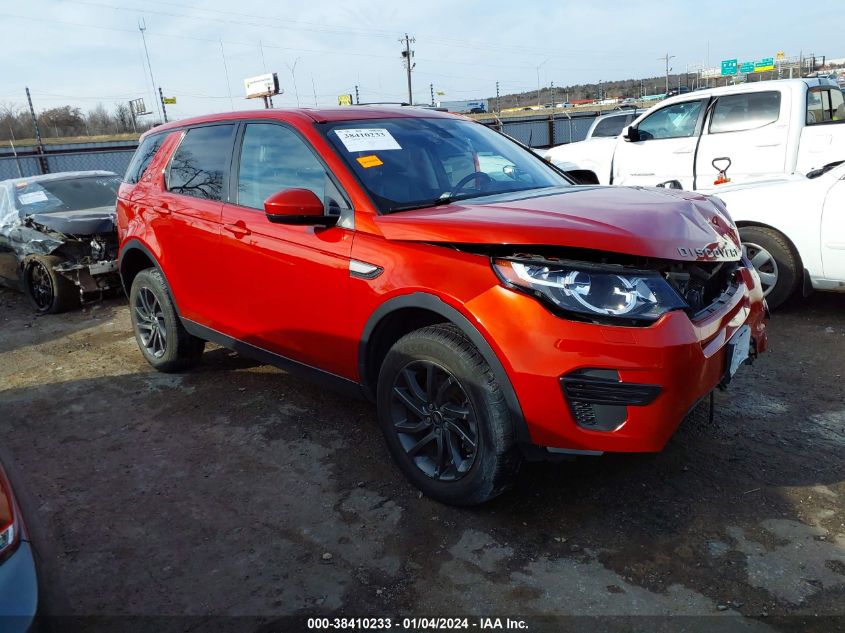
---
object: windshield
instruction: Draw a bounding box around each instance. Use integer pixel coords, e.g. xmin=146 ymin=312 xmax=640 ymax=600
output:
xmin=591 ymin=114 xmax=630 ymax=138
xmin=321 ymin=117 xmax=570 ymax=213
xmin=13 ymin=175 xmax=120 ymax=215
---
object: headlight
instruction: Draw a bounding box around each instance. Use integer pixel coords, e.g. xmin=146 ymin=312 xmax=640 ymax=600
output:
xmin=493 ymin=258 xmax=687 ymax=322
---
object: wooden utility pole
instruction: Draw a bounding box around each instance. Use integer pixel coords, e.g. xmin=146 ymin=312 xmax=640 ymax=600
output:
xmin=400 ymin=34 xmax=415 ymax=104
xmin=659 ymin=53 xmax=675 ymax=94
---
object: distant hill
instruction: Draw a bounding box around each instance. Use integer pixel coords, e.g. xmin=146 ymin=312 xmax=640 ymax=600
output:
xmin=491 ymin=72 xmax=701 ymax=110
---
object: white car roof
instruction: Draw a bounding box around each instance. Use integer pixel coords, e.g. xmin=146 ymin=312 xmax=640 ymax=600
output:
xmin=656 ymin=78 xmax=836 ymax=108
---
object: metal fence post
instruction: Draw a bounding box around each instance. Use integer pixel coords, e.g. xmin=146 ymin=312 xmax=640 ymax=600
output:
xmin=25 ymin=87 xmax=48 ymax=174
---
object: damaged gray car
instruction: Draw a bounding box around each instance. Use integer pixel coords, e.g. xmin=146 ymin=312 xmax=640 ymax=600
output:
xmin=0 ymin=170 xmax=121 ymax=313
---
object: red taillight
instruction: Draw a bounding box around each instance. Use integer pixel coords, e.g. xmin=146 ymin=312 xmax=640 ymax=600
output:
xmin=0 ymin=470 xmax=20 ymax=560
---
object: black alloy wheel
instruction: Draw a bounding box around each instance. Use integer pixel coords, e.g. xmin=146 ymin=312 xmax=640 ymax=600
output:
xmin=28 ymin=260 xmax=54 ymax=312
xmin=133 ymin=286 xmax=168 ymax=359
xmin=128 ymin=268 xmax=205 ymax=372
xmin=390 ymin=360 xmax=479 ymax=481
xmin=24 ymin=255 xmax=78 ymax=314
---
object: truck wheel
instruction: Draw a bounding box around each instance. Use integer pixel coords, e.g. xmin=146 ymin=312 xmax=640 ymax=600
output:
xmin=376 ymin=324 xmax=521 ymax=505
xmin=129 ymin=268 xmax=205 ymax=372
xmin=24 ymin=255 xmax=79 ymax=314
xmin=739 ymin=226 xmax=800 ymax=310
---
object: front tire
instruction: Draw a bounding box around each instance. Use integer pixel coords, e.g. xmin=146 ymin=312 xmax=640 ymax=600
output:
xmin=376 ymin=324 xmax=521 ymax=505
xmin=24 ymin=255 xmax=78 ymax=314
xmin=739 ymin=226 xmax=800 ymax=310
xmin=129 ymin=268 xmax=205 ymax=372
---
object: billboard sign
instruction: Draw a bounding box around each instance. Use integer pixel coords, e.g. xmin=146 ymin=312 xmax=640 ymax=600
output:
xmin=244 ymin=73 xmax=280 ymax=99
xmin=338 ymin=94 xmax=353 ymax=106
xmin=129 ymin=98 xmax=150 ymax=116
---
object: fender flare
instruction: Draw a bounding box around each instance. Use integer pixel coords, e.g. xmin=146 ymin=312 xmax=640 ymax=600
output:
xmin=359 ymin=292 xmax=531 ymax=444
xmin=118 ymin=240 xmax=182 ymax=313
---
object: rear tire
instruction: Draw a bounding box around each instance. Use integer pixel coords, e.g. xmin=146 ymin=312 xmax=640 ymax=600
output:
xmin=376 ymin=324 xmax=521 ymax=505
xmin=24 ymin=255 xmax=78 ymax=314
xmin=739 ymin=226 xmax=800 ymax=310
xmin=129 ymin=268 xmax=204 ymax=372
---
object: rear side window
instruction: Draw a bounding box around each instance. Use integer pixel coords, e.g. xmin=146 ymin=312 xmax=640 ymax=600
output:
xmin=807 ymin=88 xmax=845 ymax=125
xmin=167 ymin=125 xmax=236 ymax=201
xmin=709 ymin=91 xmax=781 ymax=134
xmin=124 ymin=134 xmax=165 ymax=184
xmin=591 ymin=115 xmax=629 ymax=138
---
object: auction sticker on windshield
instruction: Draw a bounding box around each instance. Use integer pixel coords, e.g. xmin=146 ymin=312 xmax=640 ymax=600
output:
xmin=334 ymin=128 xmax=402 ymax=152
xmin=18 ymin=191 xmax=49 ymax=205
xmin=356 ymin=155 xmax=384 ymax=168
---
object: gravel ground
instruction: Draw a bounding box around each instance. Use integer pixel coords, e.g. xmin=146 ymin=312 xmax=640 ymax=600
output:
xmin=1 ymin=285 xmax=844 ymax=632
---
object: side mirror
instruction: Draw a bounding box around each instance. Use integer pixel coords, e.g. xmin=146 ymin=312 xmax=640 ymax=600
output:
xmin=623 ymin=125 xmax=640 ymax=142
xmin=656 ymin=179 xmax=683 ymax=190
xmin=264 ymin=189 xmax=337 ymax=227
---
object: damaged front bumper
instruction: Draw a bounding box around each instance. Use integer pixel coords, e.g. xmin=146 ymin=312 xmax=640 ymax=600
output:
xmin=54 ymin=257 xmax=120 ymax=299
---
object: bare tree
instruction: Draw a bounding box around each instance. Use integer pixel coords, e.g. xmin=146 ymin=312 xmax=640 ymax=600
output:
xmin=113 ymin=102 xmax=133 ymax=133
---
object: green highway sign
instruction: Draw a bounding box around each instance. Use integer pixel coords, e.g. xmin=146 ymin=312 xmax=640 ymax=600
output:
xmin=721 ymin=59 xmax=738 ymax=76
xmin=755 ymin=58 xmax=775 ymax=72
xmin=739 ymin=62 xmax=755 ymax=74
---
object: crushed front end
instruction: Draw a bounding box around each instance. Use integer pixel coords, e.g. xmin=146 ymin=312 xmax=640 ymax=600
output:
xmin=17 ymin=215 xmax=120 ymax=302
xmin=475 ymin=248 xmax=768 ymax=455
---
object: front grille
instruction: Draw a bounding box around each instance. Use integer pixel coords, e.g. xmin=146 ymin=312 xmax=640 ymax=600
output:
xmin=664 ymin=260 xmax=740 ymax=317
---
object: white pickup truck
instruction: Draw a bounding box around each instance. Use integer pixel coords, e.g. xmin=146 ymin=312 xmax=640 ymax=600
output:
xmin=544 ymin=78 xmax=845 ymax=191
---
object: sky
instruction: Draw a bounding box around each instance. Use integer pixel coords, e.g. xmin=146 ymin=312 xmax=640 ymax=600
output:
xmin=1 ymin=0 xmax=841 ymax=122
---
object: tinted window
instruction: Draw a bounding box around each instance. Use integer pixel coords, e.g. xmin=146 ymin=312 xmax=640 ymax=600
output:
xmin=807 ymin=88 xmax=845 ymax=125
xmin=124 ymin=134 xmax=165 ymax=184
xmin=167 ymin=125 xmax=235 ymax=201
xmin=237 ymin=123 xmax=344 ymax=211
xmin=637 ymin=100 xmax=704 ymax=140
xmin=322 ymin=118 xmax=569 ymax=213
xmin=13 ymin=176 xmax=120 ymax=214
xmin=591 ymin=115 xmax=629 ymax=138
xmin=709 ymin=91 xmax=781 ymax=134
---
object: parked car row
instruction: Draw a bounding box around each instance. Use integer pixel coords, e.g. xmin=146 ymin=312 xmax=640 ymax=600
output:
xmin=8 ymin=93 xmax=839 ymax=506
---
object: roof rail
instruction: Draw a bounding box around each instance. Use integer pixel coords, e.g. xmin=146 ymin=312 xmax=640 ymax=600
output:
xmin=353 ymin=102 xmax=410 ymax=106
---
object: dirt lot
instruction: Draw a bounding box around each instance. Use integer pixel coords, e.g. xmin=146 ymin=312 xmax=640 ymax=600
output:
xmin=1 ymin=285 xmax=844 ymax=632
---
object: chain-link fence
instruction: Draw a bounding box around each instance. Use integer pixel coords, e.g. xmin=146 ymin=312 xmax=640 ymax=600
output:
xmin=481 ymin=112 xmax=601 ymax=148
xmin=0 ymin=142 xmax=138 ymax=180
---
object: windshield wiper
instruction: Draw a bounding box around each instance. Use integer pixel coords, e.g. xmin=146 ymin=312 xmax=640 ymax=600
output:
xmin=385 ymin=192 xmax=472 ymax=213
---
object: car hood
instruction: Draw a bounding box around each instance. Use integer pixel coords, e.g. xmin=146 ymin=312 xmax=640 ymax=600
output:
xmin=26 ymin=206 xmax=116 ymax=235
xmin=374 ymin=186 xmax=742 ymax=262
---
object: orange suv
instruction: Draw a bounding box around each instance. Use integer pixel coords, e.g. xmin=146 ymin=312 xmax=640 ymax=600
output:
xmin=117 ymin=107 xmax=767 ymax=505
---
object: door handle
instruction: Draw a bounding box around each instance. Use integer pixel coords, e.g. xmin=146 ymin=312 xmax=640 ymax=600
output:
xmin=155 ymin=202 xmax=171 ymax=215
xmin=224 ymin=222 xmax=251 ymax=238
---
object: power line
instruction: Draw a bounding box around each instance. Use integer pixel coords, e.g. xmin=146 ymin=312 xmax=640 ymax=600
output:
xmin=54 ymin=0 xmax=400 ymax=40
xmin=138 ymin=18 xmax=164 ymax=121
